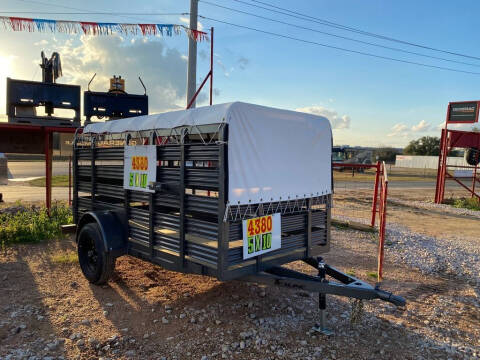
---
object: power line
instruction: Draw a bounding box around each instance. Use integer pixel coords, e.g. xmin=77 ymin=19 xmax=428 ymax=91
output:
xmin=200 ymin=0 xmax=480 ymax=68
xmin=230 ymin=0 xmax=480 ymax=62
xmin=12 ymin=0 xmax=182 ymax=24
xmin=199 ymin=15 xmax=480 ymax=76
xmin=0 ymin=11 xmax=187 ymax=16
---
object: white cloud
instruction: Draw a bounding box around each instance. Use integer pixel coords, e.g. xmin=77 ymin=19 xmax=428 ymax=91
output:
xmin=56 ymin=34 xmax=194 ymax=112
xmin=179 ymin=16 xmax=204 ymax=31
xmin=296 ymin=106 xmax=351 ymax=129
xmin=34 ymin=39 xmax=49 ymax=46
xmin=387 ymin=123 xmax=409 ymax=137
xmin=411 ymin=120 xmax=431 ymax=132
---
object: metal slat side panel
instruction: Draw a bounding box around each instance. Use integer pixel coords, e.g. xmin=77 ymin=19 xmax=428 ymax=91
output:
xmin=96 ymin=166 xmax=123 ymax=179
xmin=185 ymin=194 xmax=218 ymax=215
xmin=77 ymin=182 xmax=91 ymax=193
xmin=312 ymin=229 xmax=327 ymax=245
xmin=73 ymin=145 xmax=79 ymax=223
xmin=227 ymin=246 xmax=305 ymax=267
xmin=217 ymin=125 xmax=228 ymax=279
xmin=77 ymin=148 xmax=91 ymax=160
xmin=225 ymin=198 xmax=330 ymax=275
xmin=96 ymin=184 xmax=124 ymax=199
xmin=157 ymin=168 xmax=180 ymax=183
xmin=154 ymin=193 xmax=180 ymax=209
xmin=228 ymin=213 xmax=311 ymax=241
xmin=154 ymin=233 xmax=180 ymax=253
xmin=185 ymin=144 xmax=219 ymax=161
xmin=129 ymin=191 xmax=149 ymax=203
xmin=154 ymin=213 xmax=180 ymax=230
xmin=149 ymin=193 xmax=155 ymax=259
xmin=93 ymin=201 xmax=123 ymax=211
xmin=95 ymin=147 xmax=124 ymax=160
xmin=185 ymin=241 xmax=218 ymax=266
xmin=312 ymin=210 xmax=327 ymax=226
xmin=77 ymin=167 xmax=91 ymax=178
xmin=179 ymin=137 xmax=186 ymax=265
xmin=130 ymin=225 xmax=149 ymax=244
xmin=91 ymin=142 xmax=96 ymax=209
xmin=129 ymin=207 xmax=149 ymax=227
xmin=185 ymin=218 xmax=218 ymax=240
xmin=185 ymin=168 xmax=219 ymax=189
xmin=157 ymin=146 xmax=180 ymax=161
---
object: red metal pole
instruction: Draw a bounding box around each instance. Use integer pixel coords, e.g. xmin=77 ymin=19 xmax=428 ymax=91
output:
xmin=377 ymin=179 xmax=388 ymax=282
xmin=370 ymin=161 xmax=381 ymax=227
xmin=440 ymin=133 xmax=451 ymax=202
xmin=44 ymin=129 xmax=53 ymax=215
xmin=186 ymin=70 xmax=211 ymax=110
xmin=68 ymin=155 xmax=72 ymax=206
xmin=435 ymin=129 xmax=445 ymax=203
xmin=209 ymin=27 xmax=214 ymax=106
xmin=435 ymin=104 xmax=450 ymax=203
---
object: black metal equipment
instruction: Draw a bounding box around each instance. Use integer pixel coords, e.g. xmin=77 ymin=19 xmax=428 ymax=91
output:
xmin=72 ymin=122 xmax=405 ymax=331
xmin=6 ymin=51 xmax=80 ymax=126
xmin=83 ymin=74 xmax=148 ymax=125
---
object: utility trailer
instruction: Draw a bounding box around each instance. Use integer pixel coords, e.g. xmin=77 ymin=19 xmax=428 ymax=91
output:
xmin=73 ymin=102 xmax=404 ymax=332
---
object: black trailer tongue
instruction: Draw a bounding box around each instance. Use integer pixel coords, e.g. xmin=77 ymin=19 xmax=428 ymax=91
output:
xmin=243 ymin=257 xmax=406 ymax=334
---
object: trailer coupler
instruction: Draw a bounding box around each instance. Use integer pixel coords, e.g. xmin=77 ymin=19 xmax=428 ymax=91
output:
xmin=243 ymin=257 xmax=405 ymax=334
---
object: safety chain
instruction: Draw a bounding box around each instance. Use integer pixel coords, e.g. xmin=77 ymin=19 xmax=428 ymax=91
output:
xmin=349 ymin=298 xmax=364 ymax=325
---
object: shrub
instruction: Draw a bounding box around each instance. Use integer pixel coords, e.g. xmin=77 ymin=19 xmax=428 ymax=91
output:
xmin=0 ymin=203 xmax=72 ymax=248
xmin=452 ymin=197 xmax=480 ymax=211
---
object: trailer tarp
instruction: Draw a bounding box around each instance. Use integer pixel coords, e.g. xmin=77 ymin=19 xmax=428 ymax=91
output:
xmin=83 ymin=102 xmax=332 ymax=205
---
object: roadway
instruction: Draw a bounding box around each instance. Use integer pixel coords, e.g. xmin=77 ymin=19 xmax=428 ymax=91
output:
xmin=7 ymin=161 xmax=70 ymax=179
xmin=0 ymin=162 xmax=466 ymax=203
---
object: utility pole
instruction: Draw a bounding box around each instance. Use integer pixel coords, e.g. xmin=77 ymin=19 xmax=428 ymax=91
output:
xmin=187 ymin=0 xmax=198 ymax=108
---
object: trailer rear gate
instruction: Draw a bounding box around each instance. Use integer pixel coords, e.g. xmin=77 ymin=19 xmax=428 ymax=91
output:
xmin=74 ymin=123 xmax=330 ymax=281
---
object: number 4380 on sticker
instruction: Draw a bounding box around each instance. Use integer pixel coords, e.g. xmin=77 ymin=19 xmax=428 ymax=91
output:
xmin=242 ymin=213 xmax=281 ymax=259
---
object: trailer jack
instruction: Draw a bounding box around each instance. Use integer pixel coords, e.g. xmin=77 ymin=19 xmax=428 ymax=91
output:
xmin=243 ymin=257 xmax=405 ymax=334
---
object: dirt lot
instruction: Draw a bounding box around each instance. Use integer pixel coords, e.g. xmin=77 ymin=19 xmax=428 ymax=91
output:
xmin=1 ymin=189 xmax=479 ymax=359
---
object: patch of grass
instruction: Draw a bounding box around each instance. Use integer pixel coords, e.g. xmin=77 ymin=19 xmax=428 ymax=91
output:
xmin=50 ymin=251 xmax=78 ymax=265
xmin=366 ymin=271 xmax=378 ymax=280
xmin=28 ymin=175 xmax=70 ymax=187
xmin=447 ymin=197 xmax=480 ymax=211
xmin=0 ymin=203 xmax=73 ymax=248
xmin=332 ymin=219 xmax=377 ymax=233
xmin=346 ymin=269 xmax=356 ymax=277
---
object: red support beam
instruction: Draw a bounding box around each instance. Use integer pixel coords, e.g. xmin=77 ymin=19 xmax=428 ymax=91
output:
xmin=377 ymin=162 xmax=388 ymax=282
xmin=186 ymin=27 xmax=214 ymax=110
xmin=370 ymin=161 xmax=381 ymax=227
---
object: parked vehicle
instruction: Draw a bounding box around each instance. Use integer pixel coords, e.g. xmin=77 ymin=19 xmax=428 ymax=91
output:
xmin=72 ymin=102 xmax=404 ymax=332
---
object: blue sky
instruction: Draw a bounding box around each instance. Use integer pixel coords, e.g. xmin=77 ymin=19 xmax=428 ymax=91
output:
xmin=1 ymin=0 xmax=480 ymax=147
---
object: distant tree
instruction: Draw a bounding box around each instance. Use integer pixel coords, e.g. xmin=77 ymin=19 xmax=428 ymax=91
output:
xmin=404 ymin=136 xmax=440 ymax=156
xmin=374 ymin=147 xmax=400 ymax=163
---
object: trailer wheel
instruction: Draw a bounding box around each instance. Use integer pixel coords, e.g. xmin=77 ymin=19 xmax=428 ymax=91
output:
xmin=465 ymin=148 xmax=480 ymax=166
xmin=77 ymin=223 xmax=116 ymax=285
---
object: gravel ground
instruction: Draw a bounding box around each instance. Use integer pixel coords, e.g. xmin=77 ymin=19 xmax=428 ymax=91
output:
xmin=389 ymin=197 xmax=480 ymax=219
xmin=386 ymin=223 xmax=480 ymax=288
xmin=1 ymin=195 xmax=480 ymax=359
xmin=334 ymin=212 xmax=480 ymax=290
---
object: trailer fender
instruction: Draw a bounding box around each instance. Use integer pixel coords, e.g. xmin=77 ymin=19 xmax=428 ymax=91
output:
xmin=76 ymin=210 xmax=128 ymax=258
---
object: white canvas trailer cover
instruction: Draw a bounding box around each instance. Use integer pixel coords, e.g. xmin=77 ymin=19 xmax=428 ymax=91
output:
xmin=84 ymin=102 xmax=332 ymax=206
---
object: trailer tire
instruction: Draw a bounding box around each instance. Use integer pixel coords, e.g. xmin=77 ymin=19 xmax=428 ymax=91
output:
xmin=77 ymin=222 xmax=116 ymax=285
xmin=465 ymin=148 xmax=480 ymax=166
